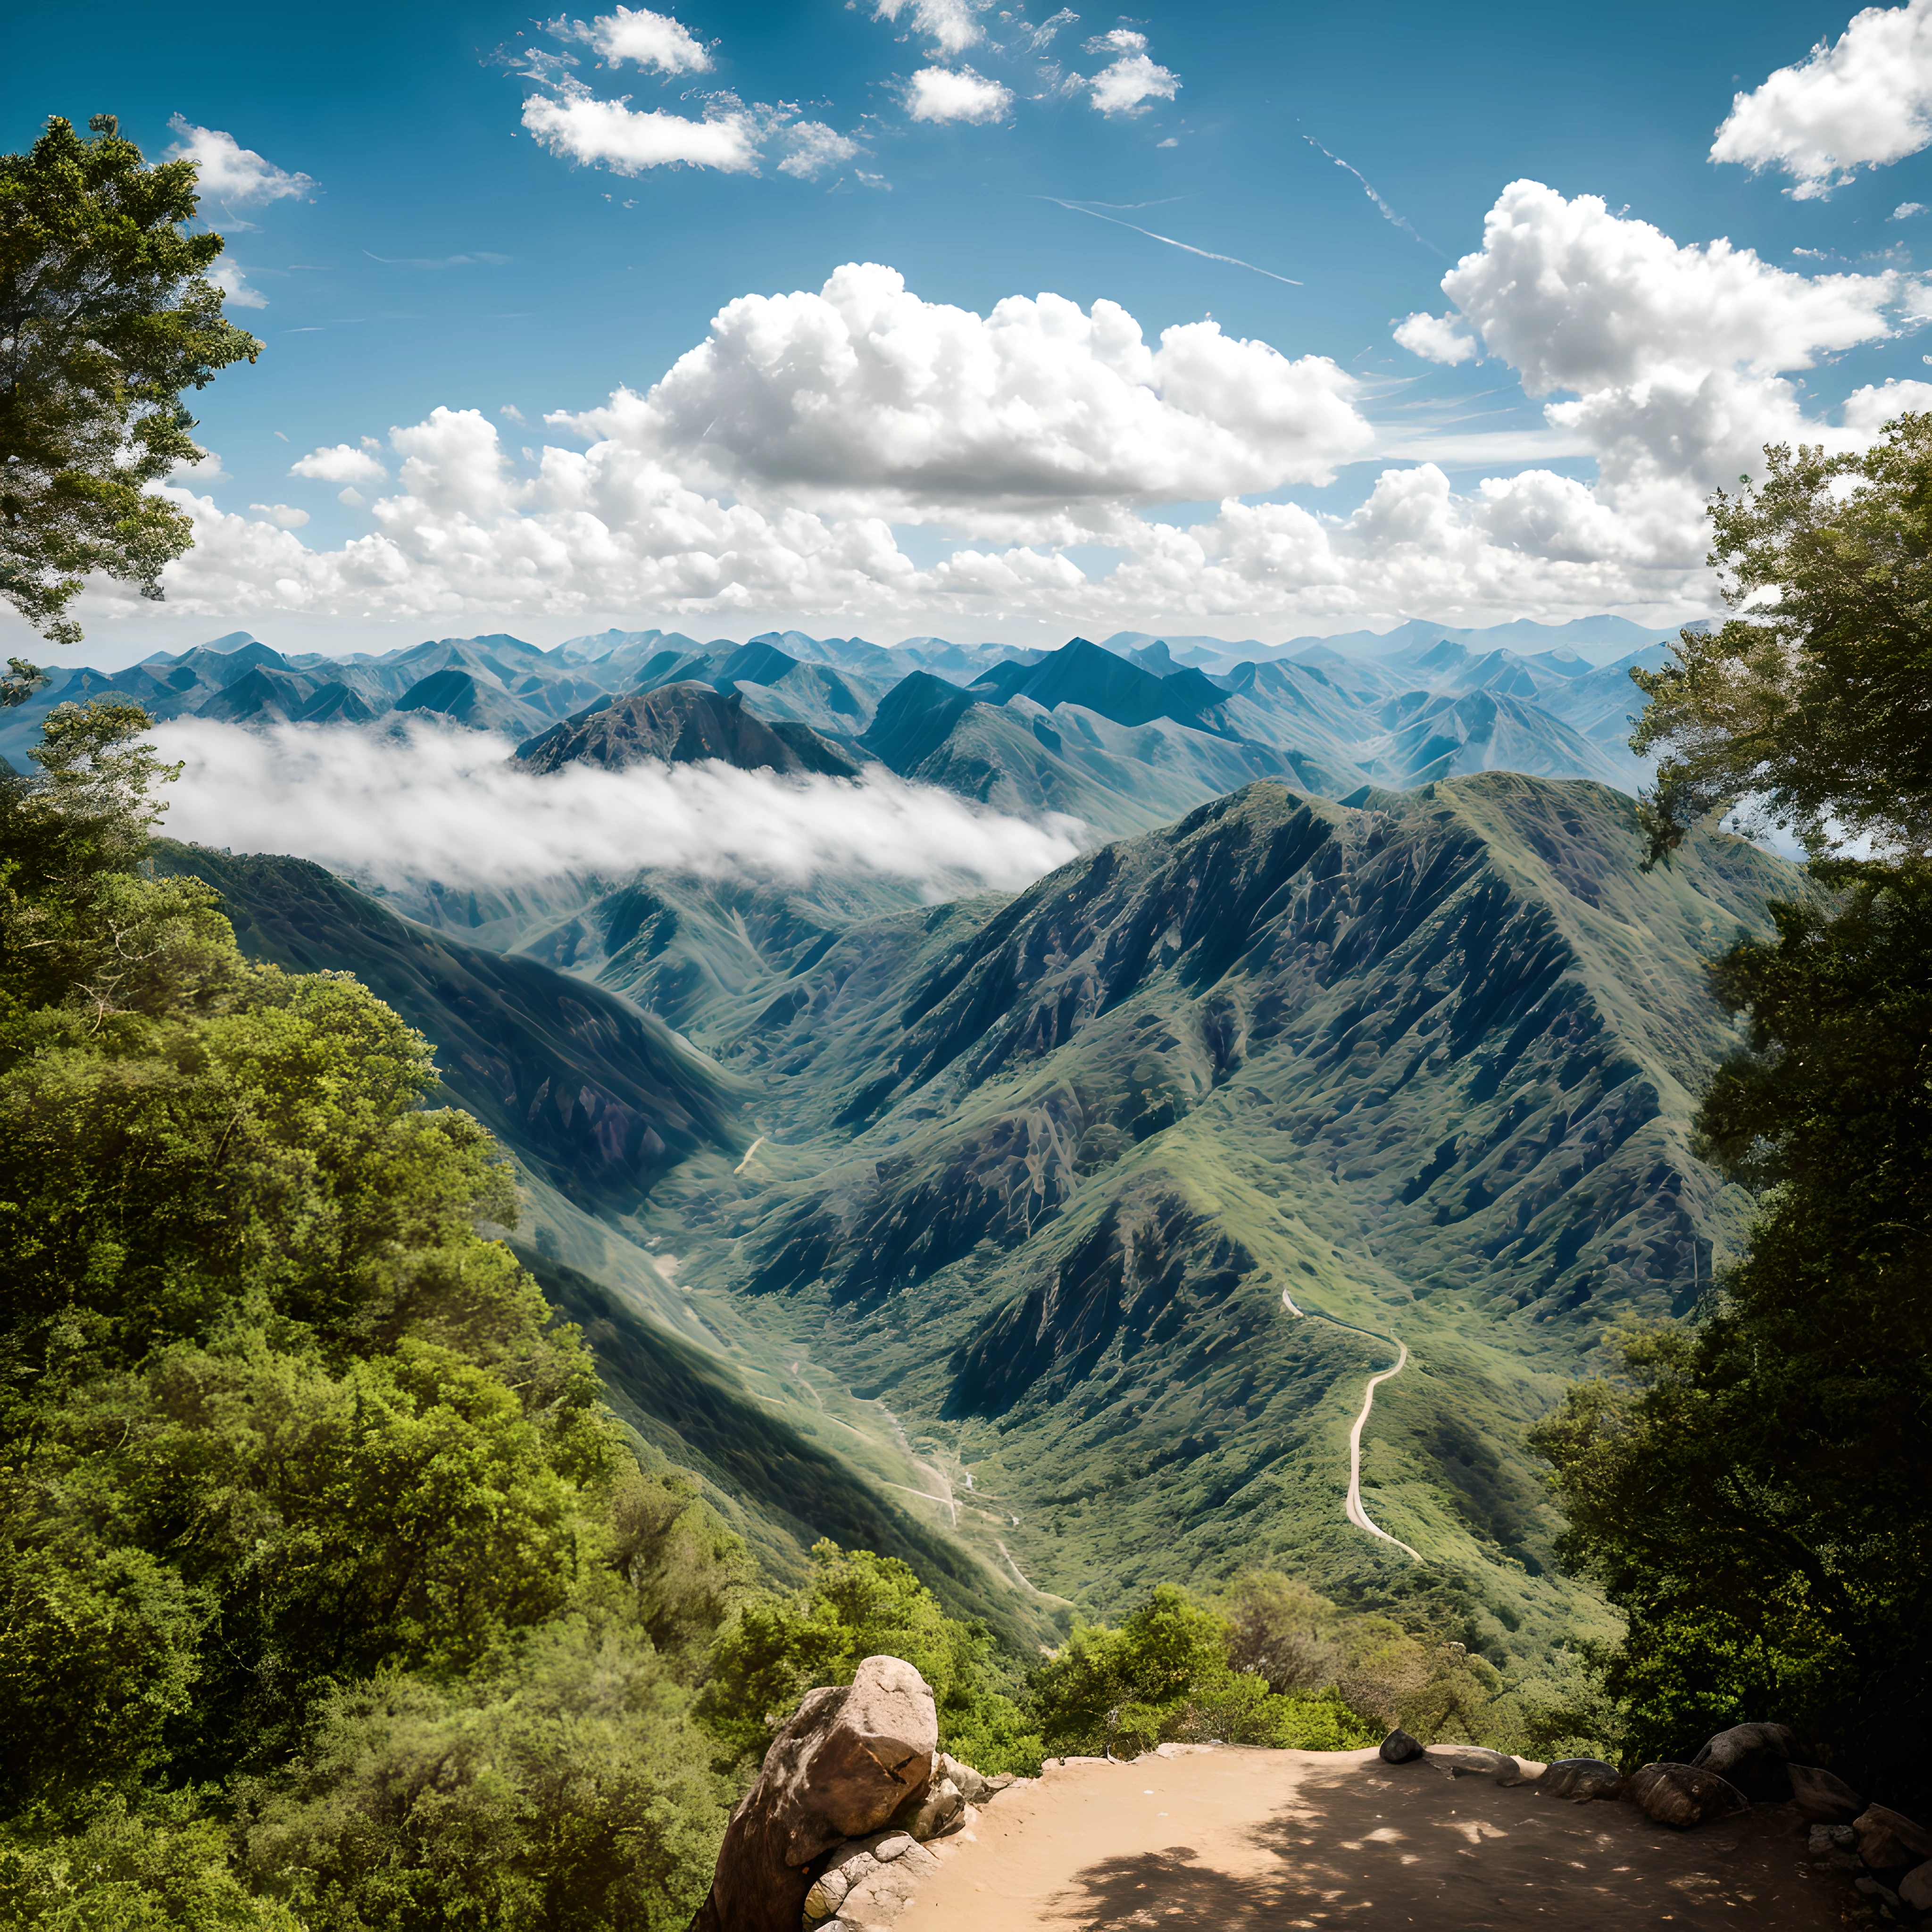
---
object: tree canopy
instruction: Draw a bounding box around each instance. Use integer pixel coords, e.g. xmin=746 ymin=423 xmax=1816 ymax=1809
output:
xmin=1632 ymin=413 xmax=1932 ymax=866
xmin=0 ymin=114 xmax=258 ymax=646
xmin=1539 ymin=410 xmax=1932 ymax=1810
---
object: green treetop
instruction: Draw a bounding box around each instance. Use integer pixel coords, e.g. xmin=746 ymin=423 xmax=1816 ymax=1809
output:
xmin=1632 ymin=413 xmax=1932 ymax=866
xmin=0 ymin=114 xmax=259 ymax=647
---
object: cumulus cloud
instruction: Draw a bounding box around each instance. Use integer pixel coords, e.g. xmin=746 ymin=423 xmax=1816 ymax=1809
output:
xmin=208 ymin=262 xmax=267 ymax=309
xmin=777 ymin=122 xmax=862 ymax=179
xmin=126 ymin=195 xmax=1932 ymax=639
xmin=290 ymin=443 xmax=389 ymax=485
xmin=166 ymin=116 xmax=315 ymax=204
xmin=1084 ymin=32 xmax=1181 ymax=116
xmin=1393 ymin=310 xmax=1478 ymax=364
xmin=553 ymin=262 xmax=1369 ymax=528
xmin=906 ymin=66 xmax=1012 ymax=122
xmin=248 ymin=503 xmax=310 ymax=529
xmin=148 ymin=716 xmax=1082 ymax=896
xmin=1712 ymin=0 xmax=1932 ymax=198
xmin=874 ymin=0 xmax=985 ymax=55
xmin=553 ymin=4 xmax=713 ymax=72
xmin=1896 ymin=200 xmax=1929 ymax=217
xmin=521 ymin=87 xmax=759 ymax=173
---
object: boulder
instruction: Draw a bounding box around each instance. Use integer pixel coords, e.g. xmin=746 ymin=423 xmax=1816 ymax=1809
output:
xmin=1424 ymin=1744 xmax=1522 ymax=1779
xmin=1628 ymin=1762 xmax=1749 ymax=1829
xmin=825 ymin=1832 xmax=941 ymax=1929
xmin=1692 ymin=1722 xmax=1801 ymax=1802
xmin=1899 ymin=1860 xmax=1932 ymax=1913
xmin=936 ymin=1753 xmax=993 ymax=1806
xmin=1379 ymin=1728 xmax=1424 ymax=1764
xmin=1786 ymin=1761 xmax=1864 ymax=1824
xmin=1537 ymin=1757 xmax=1625 ymax=1802
xmin=1854 ymin=1804 xmax=1932 ymax=1874
xmin=687 ymin=1657 xmax=938 ymax=1932
xmin=901 ymin=1775 xmax=964 ymax=1842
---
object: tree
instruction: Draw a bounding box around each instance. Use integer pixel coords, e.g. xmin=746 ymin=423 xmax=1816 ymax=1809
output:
xmin=1533 ymin=869 xmax=1932 ymax=1799
xmin=1 ymin=114 xmax=258 ymax=647
xmin=1631 ymin=413 xmax=1932 ymax=866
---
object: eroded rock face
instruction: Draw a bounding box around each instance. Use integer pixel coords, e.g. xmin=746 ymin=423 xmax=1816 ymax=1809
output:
xmin=1537 ymin=1757 xmax=1624 ymax=1801
xmin=1628 ymin=1762 xmax=1749 ymax=1829
xmin=1692 ymin=1722 xmax=1800 ymax=1802
xmin=688 ymin=1657 xmax=938 ymax=1932
xmin=1853 ymin=1804 xmax=1932 ymax=1874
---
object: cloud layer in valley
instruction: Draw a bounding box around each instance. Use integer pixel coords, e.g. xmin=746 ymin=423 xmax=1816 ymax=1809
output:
xmin=148 ymin=717 xmax=1083 ymax=896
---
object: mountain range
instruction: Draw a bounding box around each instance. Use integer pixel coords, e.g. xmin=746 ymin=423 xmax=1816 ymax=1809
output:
xmin=3 ymin=620 xmax=1678 ymax=848
xmin=152 ymin=765 xmax=1806 ymax=1681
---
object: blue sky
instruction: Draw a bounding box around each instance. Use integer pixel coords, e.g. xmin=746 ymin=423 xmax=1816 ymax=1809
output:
xmin=12 ymin=0 xmax=1932 ymax=662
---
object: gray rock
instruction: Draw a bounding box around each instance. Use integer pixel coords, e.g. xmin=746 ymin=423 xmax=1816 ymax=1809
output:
xmin=1425 ymin=1744 xmax=1522 ymax=1779
xmin=1538 ymin=1757 xmax=1625 ymax=1802
xmin=1692 ymin=1722 xmax=1800 ymax=1802
xmin=903 ymin=1775 xmax=963 ymax=1842
xmin=1379 ymin=1728 xmax=1424 ymax=1764
xmin=1899 ymin=1860 xmax=1932 ymax=1912
xmin=835 ymin=1836 xmax=940 ymax=1927
xmin=1855 ymin=1875 xmax=1903 ymax=1908
xmin=1855 ymin=1805 xmax=1932 ymax=1874
xmin=1628 ymin=1762 xmax=1749 ymax=1829
xmin=1786 ymin=1761 xmax=1864 ymax=1823
xmin=688 ymin=1657 xmax=938 ymax=1932
xmin=804 ymin=1851 xmax=879 ymax=1922
xmin=937 ymin=1753 xmax=993 ymax=1805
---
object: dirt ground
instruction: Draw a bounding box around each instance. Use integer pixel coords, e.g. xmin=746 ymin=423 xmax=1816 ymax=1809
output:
xmin=911 ymin=1746 xmax=1846 ymax=1930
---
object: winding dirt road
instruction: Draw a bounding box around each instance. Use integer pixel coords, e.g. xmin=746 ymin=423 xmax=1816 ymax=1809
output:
xmin=1283 ymin=1290 xmax=1421 ymax=1561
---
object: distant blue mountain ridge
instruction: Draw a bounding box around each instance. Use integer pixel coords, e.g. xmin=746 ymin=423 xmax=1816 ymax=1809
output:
xmin=1 ymin=616 xmax=1684 ymax=839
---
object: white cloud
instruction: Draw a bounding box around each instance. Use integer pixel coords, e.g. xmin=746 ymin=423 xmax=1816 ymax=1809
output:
xmin=1442 ymin=181 xmax=1905 ymax=397
xmin=147 ymin=716 xmax=1083 ymax=896
xmin=1393 ymin=310 xmax=1479 ymax=364
xmin=1088 ymin=47 xmax=1181 ymax=117
xmin=906 ymin=66 xmax=1012 ymax=122
xmin=165 ymin=116 xmax=315 ymax=204
xmin=557 ymin=261 xmax=1370 ymax=525
xmin=874 ymin=0 xmax=985 ymax=55
xmin=521 ymin=86 xmax=759 ymax=173
xmin=208 ymin=262 xmax=267 ymax=309
xmin=1712 ymin=0 xmax=1932 ymax=198
xmin=337 ymin=487 xmax=366 ymax=508
xmin=1896 ymin=200 xmax=1930 ymax=217
xmin=562 ymin=4 xmax=713 ymax=73
xmin=778 ymin=122 xmax=862 ymax=179
xmin=120 ymin=197 xmax=1932 ymax=640
xmin=290 ymin=443 xmax=389 ymax=485
xmin=248 ymin=503 xmax=310 ymax=529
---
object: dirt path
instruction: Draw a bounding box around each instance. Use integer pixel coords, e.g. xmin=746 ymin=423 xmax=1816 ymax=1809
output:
xmin=912 ymin=1747 xmax=1841 ymax=1931
xmin=1343 ymin=1340 xmax=1421 ymax=1560
xmin=1281 ymin=1291 xmax=1420 ymax=1561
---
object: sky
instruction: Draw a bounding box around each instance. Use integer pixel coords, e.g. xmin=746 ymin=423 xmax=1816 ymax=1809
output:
xmin=14 ymin=0 xmax=1932 ymax=666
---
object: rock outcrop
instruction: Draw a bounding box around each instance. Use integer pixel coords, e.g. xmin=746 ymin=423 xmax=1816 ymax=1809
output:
xmin=1785 ymin=1761 xmax=1864 ymax=1823
xmin=1378 ymin=1728 xmax=1423 ymax=1764
xmin=1627 ymin=1762 xmax=1749 ymax=1829
xmin=688 ymin=1656 xmax=938 ymax=1932
xmin=1691 ymin=1721 xmax=1801 ymax=1802
xmin=1536 ymin=1757 xmax=1624 ymax=1801
xmin=1853 ymin=1803 xmax=1932 ymax=1875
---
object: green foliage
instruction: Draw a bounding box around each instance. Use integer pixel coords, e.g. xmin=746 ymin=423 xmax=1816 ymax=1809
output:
xmin=1632 ymin=413 xmax=1932 ymax=864
xmin=699 ymin=1541 xmax=1045 ymax=1776
xmin=0 ymin=115 xmax=260 ymax=645
xmin=0 ymin=1791 xmax=300 ymax=1931
xmin=0 ymin=698 xmax=746 ymax=1924
xmin=1535 ymin=871 xmax=1932 ymax=1795
xmin=1030 ymin=1580 xmax=1380 ymax=1758
xmin=237 ymin=1619 xmax=727 ymax=1932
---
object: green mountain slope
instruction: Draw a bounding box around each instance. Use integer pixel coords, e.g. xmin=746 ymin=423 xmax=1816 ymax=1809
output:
xmin=623 ymin=775 xmax=1808 ymax=1665
xmin=150 ymin=843 xmax=747 ymax=1211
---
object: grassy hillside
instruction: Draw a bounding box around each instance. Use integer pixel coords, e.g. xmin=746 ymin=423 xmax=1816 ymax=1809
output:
xmin=618 ymin=776 xmax=1811 ymax=1668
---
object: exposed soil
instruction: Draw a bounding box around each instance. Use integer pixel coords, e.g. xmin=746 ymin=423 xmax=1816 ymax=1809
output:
xmin=913 ymin=1746 xmax=1844 ymax=1930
